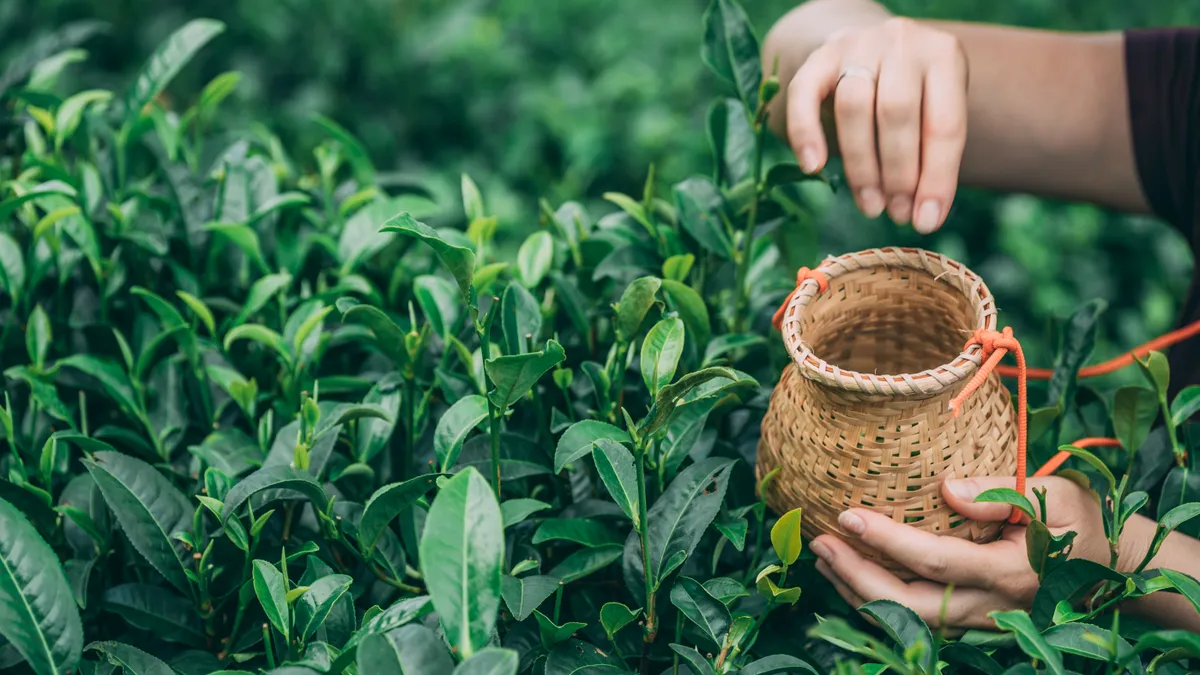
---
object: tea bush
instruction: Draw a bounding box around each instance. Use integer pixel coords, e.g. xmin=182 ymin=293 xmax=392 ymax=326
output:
xmin=1 ymin=1 xmax=1200 ymax=674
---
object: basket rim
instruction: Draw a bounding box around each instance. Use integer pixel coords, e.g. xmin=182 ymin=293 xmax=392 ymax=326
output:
xmin=777 ymin=247 xmax=998 ymax=396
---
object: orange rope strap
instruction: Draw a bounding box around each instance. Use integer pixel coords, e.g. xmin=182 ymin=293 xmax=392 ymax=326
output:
xmin=771 ymin=267 xmax=829 ymax=331
xmin=995 ymin=319 xmax=1200 ymax=380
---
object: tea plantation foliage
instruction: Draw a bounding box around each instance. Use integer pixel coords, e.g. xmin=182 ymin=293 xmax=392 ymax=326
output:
xmin=1 ymin=1 xmax=1200 ymax=674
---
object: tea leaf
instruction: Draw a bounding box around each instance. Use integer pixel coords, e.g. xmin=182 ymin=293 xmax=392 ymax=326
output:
xmin=1031 ymin=559 xmax=1125 ymax=628
xmin=599 ymin=602 xmax=640 ymax=639
xmin=414 ymin=274 xmax=461 ymax=338
xmin=670 ymin=575 xmax=731 ymax=645
xmin=1057 ymin=444 xmax=1116 ymax=493
xmin=102 ymin=583 xmax=203 ymax=646
xmin=641 ymin=318 xmax=685 ymax=396
xmin=501 ymin=283 xmax=542 ymax=355
xmin=549 ymin=545 xmax=622 ymax=584
xmin=990 ymin=611 xmax=1065 ymax=674
xmin=670 ymin=644 xmax=716 ymax=675
xmin=1171 ymin=385 xmax=1200 ymax=427
xmin=974 ymin=488 xmax=1037 ymax=521
xmin=517 ymin=231 xmax=554 ymax=288
xmin=434 ymin=395 xmax=489 ymax=471
xmin=1135 ymin=351 xmax=1171 ymax=400
xmin=860 ymin=600 xmax=935 ymax=675
xmin=500 ymin=498 xmax=552 ymax=528
xmin=453 ymin=648 xmax=520 ymax=675
xmin=358 ymin=474 xmax=442 ymax=554
xmin=313 ymin=114 xmax=376 ymax=185
xmin=500 ymin=574 xmax=560 ymax=622
xmin=484 ymin=339 xmax=565 ymax=409
xmin=122 ymin=19 xmax=225 ymax=130
xmin=591 ymin=439 xmax=640 ymax=527
xmin=701 ymin=0 xmax=762 ymax=110
xmin=1161 ymin=569 xmax=1200 ymax=615
xmin=545 ymin=639 xmax=627 ymax=675
xmin=532 ymin=519 xmax=623 ymax=547
xmin=220 ymin=465 xmax=329 ymax=525
xmin=205 ymin=222 xmax=269 ymax=273
xmin=534 ymin=610 xmax=586 ymax=650
xmin=87 ymin=641 xmax=174 ymax=675
xmin=615 ymin=276 xmax=662 ymax=342
xmin=295 ymin=574 xmax=353 ymax=641
xmin=357 ymin=624 xmax=453 ymax=675
xmin=674 ymin=177 xmax=734 ymax=258
xmin=381 ymin=213 xmax=476 ymax=303
xmin=1044 ymin=623 xmax=1138 ymax=672
xmin=555 ymin=420 xmax=630 ymax=474
xmin=418 ymin=467 xmax=503 ymax=660
xmin=738 ymin=655 xmax=822 ymax=675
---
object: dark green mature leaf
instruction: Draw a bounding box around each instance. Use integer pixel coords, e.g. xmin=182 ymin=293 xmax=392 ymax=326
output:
xmin=253 ymin=560 xmax=289 ymax=641
xmin=103 ymin=584 xmax=203 ymax=646
xmin=555 ymin=421 xmax=630 ymax=474
xmin=453 ymin=647 xmax=519 ymax=675
xmin=220 ymin=465 xmax=328 ymax=525
xmin=627 ymin=458 xmax=735 ymax=593
xmin=435 ymin=395 xmax=489 ymax=471
xmin=701 ymin=0 xmax=762 ymax=110
xmin=533 ymin=519 xmax=622 ymax=547
xmin=358 ymin=474 xmax=441 ymax=554
xmin=670 ymin=576 xmax=730 ymax=646
xmin=88 ymin=641 xmax=174 ymax=675
xmin=1047 ymin=299 xmax=1106 ymax=410
xmin=545 ymin=639 xmax=629 ymax=675
xmin=615 ymin=276 xmax=662 ymax=342
xmin=1131 ymin=630 xmax=1200 ymax=659
xmin=83 ymin=452 xmax=191 ymax=594
xmin=599 ymin=602 xmax=640 ymax=639
xmin=485 ymin=339 xmax=565 ymax=409
xmin=295 ymin=574 xmax=353 ymax=641
xmin=674 ymin=177 xmax=734 ymax=259
xmin=0 ymin=233 xmax=25 ymax=307
xmin=1031 ymin=559 xmax=1125 ymax=628
xmin=381 ymin=213 xmax=476 ymax=302
xmin=501 ymin=574 xmax=560 ymax=622
xmin=337 ymin=300 xmax=410 ymax=368
xmin=502 ymin=283 xmax=542 ymax=355
xmin=122 ymin=19 xmax=225 ymax=130
xmin=591 ymin=439 xmax=640 ymax=527
xmin=1161 ymin=569 xmax=1200 ymax=614
xmin=550 ymin=545 xmax=623 ymax=584
xmin=1172 ymin=385 xmax=1200 ymax=426
xmin=737 ymin=655 xmax=821 ymax=675
xmin=534 ymin=610 xmax=586 ymax=649
xmin=54 ymin=355 xmax=140 ymax=423
xmin=860 ymin=600 xmax=935 ymax=675
xmin=640 ymin=367 xmax=747 ymax=439
xmin=1113 ymin=386 xmax=1159 ymax=455
xmin=1044 ymin=624 xmax=1140 ymax=674
xmin=501 ymin=498 xmax=551 ymax=528
xmin=670 ymin=644 xmax=716 ymax=675
xmin=313 ymin=114 xmax=376 ymax=185
xmin=938 ymin=643 xmax=1003 ymax=675
xmin=419 ymin=467 xmax=503 ymax=660
xmin=0 ymin=497 xmax=83 ymax=675
xmin=1158 ymin=466 xmax=1200 ymax=538
xmin=990 ymin=611 xmax=1065 ymax=675
xmin=357 ymin=624 xmax=453 ymax=675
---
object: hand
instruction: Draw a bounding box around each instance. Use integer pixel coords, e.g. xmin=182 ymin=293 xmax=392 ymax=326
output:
xmin=809 ymin=476 xmax=1112 ymax=630
xmin=786 ymin=17 xmax=968 ymax=232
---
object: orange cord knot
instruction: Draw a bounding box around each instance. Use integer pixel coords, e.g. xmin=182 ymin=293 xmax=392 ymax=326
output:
xmin=948 ymin=326 xmax=1029 ymax=524
xmin=771 ymin=267 xmax=829 ymax=330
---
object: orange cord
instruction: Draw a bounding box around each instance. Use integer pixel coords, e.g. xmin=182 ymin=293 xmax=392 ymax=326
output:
xmin=771 ymin=267 xmax=829 ymax=331
xmin=776 ymin=268 xmax=1200 ymax=523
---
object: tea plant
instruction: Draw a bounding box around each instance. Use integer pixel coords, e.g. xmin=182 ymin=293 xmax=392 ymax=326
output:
xmin=0 ymin=1 xmax=1199 ymax=674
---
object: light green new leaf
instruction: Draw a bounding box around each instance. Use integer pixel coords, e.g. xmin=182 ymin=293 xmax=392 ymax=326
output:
xmin=313 ymin=114 xmax=376 ymax=185
xmin=484 ymin=339 xmax=565 ymax=409
xmin=554 ymin=420 xmax=630 ymax=473
xmin=253 ymin=560 xmax=289 ymax=642
xmin=0 ymin=497 xmax=83 ymax=675
xmin=1112 ymin=386 xmax=1159 ymax=454
xmin=434 ymin=395 xmax=489 ymax=471
xmin=205 ymin=222 xmax=269 ymax=272
xmin=517 ymin=231 xmax=553 ymax=288
xmin=26 ymin=304 xmax=51 ymax=369
xmin=615 ymin=276 xmax=662 ymax=342
xmin=1161 ymin=569 xmax=1200 ymax=615
xmin=54 ymin=89 xmax=110 ymax=149
xmin=418 ymin=467 xmax=504 ymax=660
xmin=337 ymin=299 xmax=410 ymax=368
xmin=1171 ymin=385 xmax=1200 ymax=427
xmin=0 ymin=233 xmax=25 ymax=307
xmin=176 ymin=291 xmax=216 ymax=336
xmin=122 ymin=19 xmax=225 ymax=131
xmin=770 ymin=508 xmax=802 ymax=566
xmin=233 ymin=271 xmax=292 ymax=326
xmin=974 ymin=488 xmax=1037 ymax=522
xmin=82 ymin=452 xmax=191 ymax=594
xmin=1057 ymin=445 xmax=1117 ymax=493
xmin=640 ymin=318 xmax=684 ymax=396
xmin=661 ymin=279 xmax=711 ymax=347
xmin=1135 ymin=350 xmax=1171 ymax=401
xmin=591 ymin=439 xmax=640 ymax=527
xmin=414 ymin=274 xmax=461 ymax=338
xmin=223 ymin=324 xmax=289 ymax=364
xmin=357 ymin=474 xmax=442 ymax=554
xmin=381 ymin=213 xmax=476 ymax=303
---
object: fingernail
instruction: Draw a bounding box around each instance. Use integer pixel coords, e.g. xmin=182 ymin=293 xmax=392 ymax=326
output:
xmin=838 ymin=511 xmax=865 ymax=536
xmin=945 ymin=479 xmax=977 ymax=501
xmin=888 ymin=196 xmax=912 ymax=224
xmin=799 ymin=146 xmax=820 ymax=173
xmin=857 ymin=188 xmax=885 ymax=218
xmin=914 ymin=200 xmax=942 ymax=233
xmin=810 ymin=539 xmax=832 ymax=562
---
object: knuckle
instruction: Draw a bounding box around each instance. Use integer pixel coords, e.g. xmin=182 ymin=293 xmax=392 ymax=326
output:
xmin=834 ymin=85 xmax=874 ymax=117
xmin=876 ymin=93 xmax=916 ymax=125
xmin=916 ymin=553 xmax=950 ymax=580
xmin=883 ymin=16 xmax=919 ymax=37
xmin=924 ymin=110 xmax=966 ymax=141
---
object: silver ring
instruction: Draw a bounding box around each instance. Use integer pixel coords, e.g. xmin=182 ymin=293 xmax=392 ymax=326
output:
xmin=836 ymin=66 xmax=877 ymax=87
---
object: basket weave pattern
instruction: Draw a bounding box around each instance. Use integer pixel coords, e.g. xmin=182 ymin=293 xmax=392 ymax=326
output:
xmin=757 ymin=248 xmax=1017 ymax=570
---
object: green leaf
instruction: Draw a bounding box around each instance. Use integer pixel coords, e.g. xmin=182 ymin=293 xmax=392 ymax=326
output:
xmin=0 ymin=496 xmax=83 ymax=675
xmin=1131 ymin=630 xmax=1200 ymax=659
xmin=418 ymin=467 xmax=503 ymax=660
xmin=860 ymin=600 xmax=936 ymax=675
xmin=674 ymin=177 xmax=734 ymax=258
xmin=517 ymin=231 xmax=554 ymax=288
xmin=1044 ymin=624 xmax=1139 ymax=674
xmin=989 ymin=611 xmax=1065 ymax=675
xmin=670 ymin=576 xmax=731 ymax=646
xmin=453 ymin=648 xmax=519 ymax=675
xmin=1159 ymin=502 xmax=1200 ymax=533
xmin=87 ymin=641 xmax=174 ymax=675
xmin=220 ymin=465 xmax=328 ymax=525
xmin=770 ymin=508 xmax=803 ymax=566
xmin=702 ymin=333 xmax=765 ymax=366
xmin=938 ymin=644 xmax=1003 ymax=675
xmin=1113 ymin=386 xmax=1159 ymax=454
xmin=381 ymin=213 xmax=476 ymax=303
xmin=357 ymin=474 xmax=442 ymax=554
xmin=591 ymin=439 xmax=640 ymax=528
xmin=1046 ymin=299 xmax=1106 ymax=413
xmin=176 ymin=291 xmax=216 ymax=336
xmin=545 ymin=639 xmax=628 ymax=675
xmin=1028 ymin=406 xmax=1060 ymax=444
xmin=414 ymin=274 xmax=461 ymax=338
xmin=234 ymin=271 xmax=292 ymax=326
xmin=253 ymin=559 xmax=289 ymax=641
xmin=54 ymin=89 xmax=110 ymax=149
xmin=630 ymin=458 xmax=735 ymax=592
xmin=764 ymin=162 xmax=826 ymax=191
xmin=500 ymin=574 xmax=559 ymax=622
xmin=434 ymin=395 xmax=489 ymax=472
xmin=82 ymin=452 xmax=191 ymax=594
xmin=484 ymin=339 xmax=566 ymax=409
xmin=337 ymin=300 xmax=410 ymax=368
xmin=1161 ymin=569 xmax=1200 ymax=615
xmin=599 ymin=602 xmax=640 ymax=640
xmin=295 ymin=574 xmax=353 ymax=641
xmin=0 ymin=233 xmax=25 ymax=307
xmin=1135 ymin=350 xmax=1171 ymax=400
xmin=357 ymin=624 xmax=453 ymax=675
xmin=738 ymin=655 xmax=821 ymax=675
xmin=555 ymin=420 xmax=630 ymax=474
xmin=54 ymin=355 xmax=140 ymax=423
xmin=1171 ymin=385 xmax=1200 ymax=427
xmin=1025 ymin=519 xmax=1076 ymax=579
xmin=640 ymin=318 xmax=685 ymax=396
xmin=534 ymin=610 xmax=586 ymax=650
xmin=974 ymin=488 xmax=1037 ymax=521
xmin=532 ymin=519 xmax=622 ymax=548
xmin=1031 ymin=559 xmax=1125 ymax=628
xmin=102 ymin=583 xmax=203 ymax=646
xmin=661 ymin=253 xmax=695 ymax=282
xmin=500 ymin=499 xmax=551 ymax=528
xmin=502 ymin=283 xmax=542 ymax=355
xmin=670 ymin=644 xmax=716 ymax=675
xmin=25 ymin=304 xmax=51 ymax=369
xmin=615 ymin=276 xmax=662 ymax=342
xmin=640 ymin=367 xmax=749 ymax=438
xmin=313 ymin=114 xmax=376 ymax=185
xmin=122 ymin=19 xmax=225 ymax=131
xmin=701 ymin=0 xmax=763 ymax=110
xmin=205 ymin=222 xmax=269 ymax=272
xmin=549 ymin=545 xmax=622 ymax=584
xmin=1058 ymin=444 xmax=1117 ymax=492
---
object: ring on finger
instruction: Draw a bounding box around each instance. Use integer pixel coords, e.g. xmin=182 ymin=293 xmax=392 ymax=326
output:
xmin=836 ymin=66 xmax=878 ymax=88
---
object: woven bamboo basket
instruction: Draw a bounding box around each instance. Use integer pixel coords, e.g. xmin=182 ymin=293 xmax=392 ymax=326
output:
xmin=757 ymin=247 xmax=1018 ymax=572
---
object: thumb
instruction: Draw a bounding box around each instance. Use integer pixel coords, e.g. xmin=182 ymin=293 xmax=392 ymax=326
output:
xmin=942 ymin=477 xmax=1020 ymax=522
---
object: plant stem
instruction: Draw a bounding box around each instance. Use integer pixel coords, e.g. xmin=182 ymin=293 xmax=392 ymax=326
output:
xmin=672 ymin=611 xmax=683 ymax=675
xmin=731 ymin=123 xmax=767 ymax=333
xmin=634 ymin=438 xmax=656 ymax=673
xmin=488 ymin=403 xmax=502 ymax=497
xmin=262 ymin=624 xmax=276 ymax=669
xmin=553 ymin=582 xmax=564 ymax=624
xmin=402 ymin=373 xmax=415 ymax=481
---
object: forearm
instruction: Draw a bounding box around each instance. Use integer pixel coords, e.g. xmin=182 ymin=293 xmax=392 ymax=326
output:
xmin=1118 ymin=514 xmax=1200 ymax=631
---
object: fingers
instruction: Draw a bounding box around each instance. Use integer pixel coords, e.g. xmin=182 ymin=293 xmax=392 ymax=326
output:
xmin=833 ymin=66 xmax=885 ymax=218
xmin=942 ymin=476 xmax=1094 ymax=526
xmin=912 ymin=56 xmax=968 ymax=234
xmin=875 ymin=57 xmax=922 ymax=224
xmin=787 ymin=46 xmax=841 ymax=175
xmin=833 ymin=509 xmax=1020 ymax=588
xmin=812 ymin=535 xmax=1009 ymax=629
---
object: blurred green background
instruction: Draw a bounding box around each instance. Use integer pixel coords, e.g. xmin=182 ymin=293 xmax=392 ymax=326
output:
xmin=3 ymin=0 xmax=1194 ymax=369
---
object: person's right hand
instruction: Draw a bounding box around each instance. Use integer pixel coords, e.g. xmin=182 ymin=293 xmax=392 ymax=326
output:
xmin=786 ymin=17 xmax=969 ymax=233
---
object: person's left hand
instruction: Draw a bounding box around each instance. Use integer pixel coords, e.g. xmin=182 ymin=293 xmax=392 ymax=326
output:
xmin=809 ymin=475 xmax=1112 ymax=630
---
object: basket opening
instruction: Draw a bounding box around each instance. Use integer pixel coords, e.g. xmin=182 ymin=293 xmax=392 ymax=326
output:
xmin=803 ymin=266 xmax=977 ymax=376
